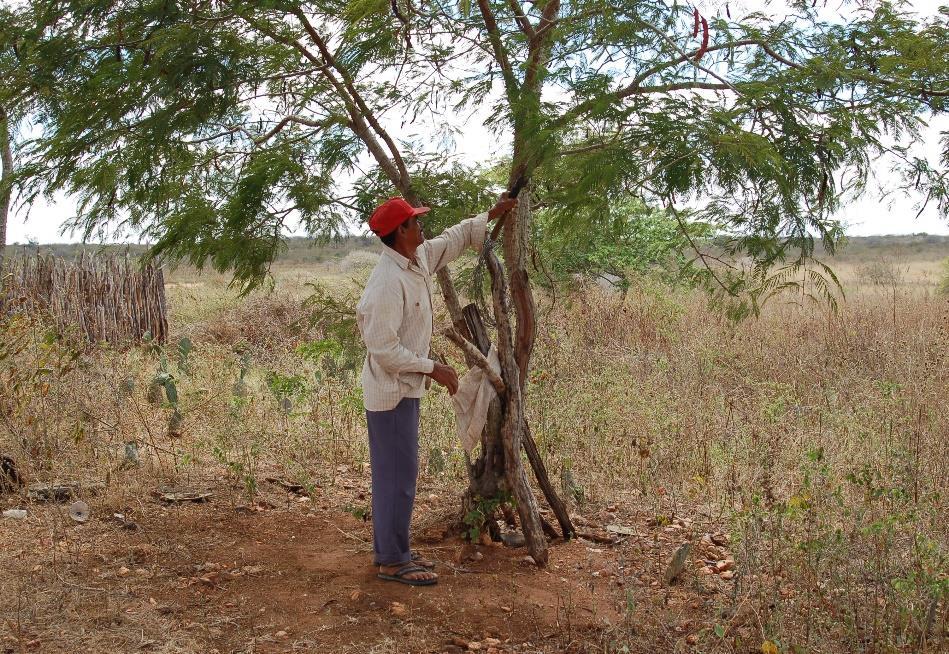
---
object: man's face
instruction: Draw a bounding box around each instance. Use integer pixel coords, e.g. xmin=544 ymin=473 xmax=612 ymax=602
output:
xmin=400 ymin=215 xmax=425 ymax=248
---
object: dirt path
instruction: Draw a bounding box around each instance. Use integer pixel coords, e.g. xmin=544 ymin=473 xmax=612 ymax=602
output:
xmin=1 ymin=480 xmax=733 ymax=653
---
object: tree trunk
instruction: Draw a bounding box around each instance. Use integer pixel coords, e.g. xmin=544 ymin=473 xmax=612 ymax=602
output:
xmin=440 ymin=197 xmax=574 ymax=547
xmin=484 ymin=249 xmax=547 ymax=563
xmin=496 ymin=192 xmax=576 ymax=540
xmin=0 ymin=107 xmax=12 ymax=268
xmin=458 ymin=304 xmax=507 ymax=505
xmin=502 ymin=180 xmax=536 ymax=387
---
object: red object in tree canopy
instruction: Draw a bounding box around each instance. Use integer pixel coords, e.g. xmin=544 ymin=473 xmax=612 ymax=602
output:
xmin=695 ymin=16 xmax=709 ymax=61
xmin=368 ymin=197 xmax=430 ymax=237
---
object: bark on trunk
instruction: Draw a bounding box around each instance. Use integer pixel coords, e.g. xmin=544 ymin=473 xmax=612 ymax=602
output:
xmin=496 ymin=193 xmax=576 ymax=540
xmin=501 ymin=181 xmax=536 ymax=387
xmin=484 ymin=249 xmax=548 ymax=564
xmin=459 ymin=305 xmax=507 ymax=504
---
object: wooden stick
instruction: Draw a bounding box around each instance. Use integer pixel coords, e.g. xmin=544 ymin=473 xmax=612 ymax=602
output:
xmin=523 ymin=422 xmax=575 ymax=539
xmin=441 ymin=328 xmax=506 ymax=396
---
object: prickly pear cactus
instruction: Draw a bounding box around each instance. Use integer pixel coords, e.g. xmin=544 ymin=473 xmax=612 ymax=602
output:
xmin=147 ymin=378 xmax=164 ymax=405
xmin=167 ymin=409 xmax=183 ymax=439
xmin=162 ymin=376 xmax=178 ymax=406
xmin=177 ymin=337 xmax=193 ymax=374
xmin=148 ymin=371 xmax=178 ymax=408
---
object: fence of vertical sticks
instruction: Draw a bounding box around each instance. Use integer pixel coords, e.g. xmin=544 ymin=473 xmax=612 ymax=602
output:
xmin=0 ymin=253 xmax=168 ymax=345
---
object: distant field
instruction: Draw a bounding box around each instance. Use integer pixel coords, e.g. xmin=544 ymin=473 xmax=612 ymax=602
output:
xmin=11 ymin=231 xmax=948 ymax=265
xmin=8 ymin=233 xmax=947 ymax=310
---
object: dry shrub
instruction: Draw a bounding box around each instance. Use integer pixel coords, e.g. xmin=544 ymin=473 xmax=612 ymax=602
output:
xmin=337 ymin=249 xmax=378 ymax=275
xmin=856 ymin=257 xmax=907 ymax=287
xmin=2 ymin=262 xmax=947 ymax=653
xmin=523 ymin=286 xmax=948 ymax=652
xmin=190 ymin=292 xmax=312 ymax=353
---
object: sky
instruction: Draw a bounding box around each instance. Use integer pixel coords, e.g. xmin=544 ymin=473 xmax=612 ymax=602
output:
xmin=4 ymin=0 xmax=949 ymax=244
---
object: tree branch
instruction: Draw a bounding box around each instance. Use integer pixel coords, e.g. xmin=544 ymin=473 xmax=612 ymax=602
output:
xmin=550 ymin=38 xmax=799 ymax=133
xmin=442 ymin=328 xmax=507 ymax=396
xmin=627 ymin=39 xmax=801 ymax=88
xmin=523 ymin=0 xmax=559 ymax=93
xmin=290 ymin=8 xmax=412 ymax=188
xmin=638 ymin=21 xmax=744 ymax=97
xmin=626 ymin=81 xmax=731 ymax=95
xmin=506 ymin=0 xmax=535 ymax=38
xmin=528 ymin=0 xmax=559 ymax=48
xmin=255 ymin=114 xmax=342 ymax=144
xmin=476 ymin=0 xmax=520 ymax=97
xmin=668 ymin=203 xmax=733 ymax=294
xmin=244 ymin=15 xmax=405 ymax=186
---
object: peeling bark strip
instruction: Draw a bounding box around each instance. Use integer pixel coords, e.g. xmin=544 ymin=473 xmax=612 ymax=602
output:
xmin=462 ymin=303 xmax=491 ymax=355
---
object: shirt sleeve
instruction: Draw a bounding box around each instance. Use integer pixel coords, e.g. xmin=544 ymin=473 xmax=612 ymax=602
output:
xmin=356 ymin=279 xmax=435 ymax=375
xmin=420 ymin=212 xmax=489 ymax=275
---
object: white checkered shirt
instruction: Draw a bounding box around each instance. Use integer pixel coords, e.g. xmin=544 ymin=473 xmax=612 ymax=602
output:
xmin=356 ymin=213 xmax=488 ymax=411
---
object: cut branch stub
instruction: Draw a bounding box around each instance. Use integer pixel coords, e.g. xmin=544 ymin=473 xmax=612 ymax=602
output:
xmin=463 ymin=303 xmax=491 ymax=355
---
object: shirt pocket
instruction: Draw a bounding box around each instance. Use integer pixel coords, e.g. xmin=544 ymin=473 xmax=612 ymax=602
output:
xmin=400 ymin=299 xmax=423 ymax=333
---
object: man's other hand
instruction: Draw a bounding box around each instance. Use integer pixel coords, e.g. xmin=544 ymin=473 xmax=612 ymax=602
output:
xmin=427 ymin=362 xmax=459 ymax=395
xmin=487 ymin=194 xmax=518 ymax=222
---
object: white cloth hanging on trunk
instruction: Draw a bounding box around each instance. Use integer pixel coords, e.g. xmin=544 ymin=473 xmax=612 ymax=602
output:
xmin=450 ymin=346 xmax=502 ymax=454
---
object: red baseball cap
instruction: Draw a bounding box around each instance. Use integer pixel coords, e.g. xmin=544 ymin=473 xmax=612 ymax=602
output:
xmin=368 ymin=197 xmax=430 ymax=237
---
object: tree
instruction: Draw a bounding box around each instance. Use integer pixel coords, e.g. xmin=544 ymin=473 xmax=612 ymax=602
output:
xmin=9 ymin=0 xmax=948 ymax=563
xmin=0 ymin=5 xmax=25 ymax=266
xmin=0 ymin=107 xmax=11 ymax=265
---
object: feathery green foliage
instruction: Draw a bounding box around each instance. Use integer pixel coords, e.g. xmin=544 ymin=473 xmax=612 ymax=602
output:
xmin=1 ymin=1 xmax=946 ymax=305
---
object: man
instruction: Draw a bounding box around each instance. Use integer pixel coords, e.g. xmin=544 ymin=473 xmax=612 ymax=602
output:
xmin=356 ymin=194 xmax=517 ymax=586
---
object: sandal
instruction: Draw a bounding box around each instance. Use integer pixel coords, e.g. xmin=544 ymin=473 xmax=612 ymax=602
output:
xmin=412 ymin=551 xmax=435 ymax=570
xmin=377 ymin=562 xmax=438 ymax=586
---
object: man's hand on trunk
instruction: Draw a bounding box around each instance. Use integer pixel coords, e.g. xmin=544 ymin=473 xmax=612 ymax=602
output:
xmin=426 ymin=362 xmax=459 ymax=395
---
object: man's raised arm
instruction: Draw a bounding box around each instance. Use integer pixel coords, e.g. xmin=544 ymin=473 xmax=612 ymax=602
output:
xmin=422 ymin=196 xmax=518 ymax=274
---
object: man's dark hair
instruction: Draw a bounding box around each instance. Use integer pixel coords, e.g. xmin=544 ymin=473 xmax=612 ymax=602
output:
xmin=380 ymin=230 xmax=397 ymax=247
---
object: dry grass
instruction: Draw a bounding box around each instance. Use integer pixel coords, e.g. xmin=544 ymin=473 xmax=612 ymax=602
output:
xmin=1 ymin=250 xmax=947 ymax=653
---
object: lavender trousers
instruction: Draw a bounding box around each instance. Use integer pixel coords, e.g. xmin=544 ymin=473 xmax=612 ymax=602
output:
xmin=365 ymin=397 xmax=420 ymax=566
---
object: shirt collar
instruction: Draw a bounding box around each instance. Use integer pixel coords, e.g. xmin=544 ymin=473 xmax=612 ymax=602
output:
xmin=382 ymin=245 xmax=410 ymax=270
xmin=382 ymin=246 xmax=427 ymax=275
